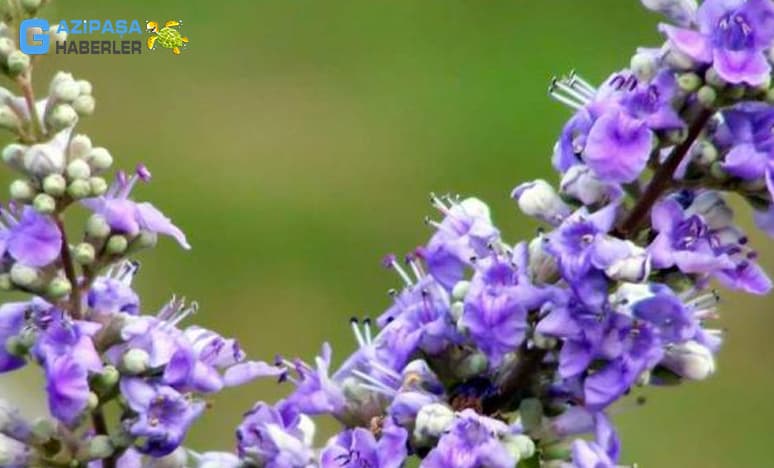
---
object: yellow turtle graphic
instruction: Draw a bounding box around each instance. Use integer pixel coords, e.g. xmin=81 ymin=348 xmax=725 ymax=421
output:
xmin=146 ymin=20 xmax=189 ymax=55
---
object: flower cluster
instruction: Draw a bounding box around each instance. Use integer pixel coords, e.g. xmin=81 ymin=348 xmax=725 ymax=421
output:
xmin=192 ymin=0 xmax=774 ymax=467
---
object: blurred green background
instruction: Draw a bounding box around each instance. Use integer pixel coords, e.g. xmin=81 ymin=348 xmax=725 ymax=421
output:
xmin=3 ymin=1 xmax=774 ymax=466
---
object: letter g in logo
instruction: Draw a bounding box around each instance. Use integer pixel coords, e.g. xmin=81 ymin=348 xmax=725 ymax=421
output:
xmin=19 ymin=18 xmax=50 ymax=55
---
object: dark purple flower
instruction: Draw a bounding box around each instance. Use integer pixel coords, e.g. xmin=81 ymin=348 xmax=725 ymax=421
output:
xmin=0 ymin=206 xmax=61 ymax=267
xmin=235 ymin=400 xmax=315 ymax=467
xmin=82 ymin=166 xmax=190 ymax=249
xmin=320 ymin=420 xmax=407 ymax=468
xmin=120 ymin=377 xmax=205 ymax=456
xmin=0 ymin=302 xmax=27 ymax=373
xmin=659 ymin=0 xmax=774 ymax=85
xmin=421 ymin=409 xmax=515 ymax=468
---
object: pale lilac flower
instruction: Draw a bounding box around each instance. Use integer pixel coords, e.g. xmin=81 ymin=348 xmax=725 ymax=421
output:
xmin=0 ymin=206 xmax=61 ymax=267
xmin=320 ymin=420 xmax=407 ymax=468
xmin=236 ymin=400 xmax=316 ymax=467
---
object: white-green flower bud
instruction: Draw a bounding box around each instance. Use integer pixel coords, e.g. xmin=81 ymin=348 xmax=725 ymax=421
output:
xmin=122 ymin=348 xmax=149 ymax=374
xmin=0 ymin=274 xmax=11 ymax=291
xmin=452 ymin=280 xmax=470 ymax=301
xmin=456 ymin=352 xmax=487 ymax=379
xmin=92 ymin=366 xmax=119 ymax=393
xmin=50 ymin=72 xmax=75 ymax=94
xmin=2 ymin=144 xmax=26 ymax=170
xmin=0 ymin=105 xmax=20 ymax=131
xmin=84 ymin=435 xmax=113 ymax=461
xmin=48 ymin=26 xmax=67 ymax=45
xmin=677 ymin=72 xmax=701 ymax=92
xmin=52 ymin=80 xmax=80 ymax=102
xmin=414 ymin=403 xmax=455 ymax=445
xmin=68 ymin=134 xmax=92 ymax=159
xmin=30 ymin=418 xmax=55 ymax=444
xmin=43 ymin=174 xmax=66 ymax=196
xmin=4 ymin=335 xmax=26 ymax=358
xmin=630 ymin=51 xmax=658 ymax=81
xmin=46 ymin=277 xmax=72 ymax=299
xmin=697 ymin=85 xmax=716 ymax=108
xmin=72 ymin=95 xmax=95 ymax=116
xmin=32 ymin=193 xmax=56 ymax=214
xmin=533 ymin=331 xmax=557 ymax=350
xmin=86 ymin=214 xmax=111 ymax=238
xmin=9 ymin=179 xmax=34 ymax=201
xmin=705 ymin=68 xmax=726 ymax=88
xmin=24 ymin=142 xmax=65 ymax=176
xmin=21 ymin=0 xmax=42 ymax=13
xmin=502 ymin=434 xmax=535 ymax=462
xmin=67 ymin=179 xmax=90 ymax=199
xmin=106 ymin=235 xmax=128 ymax=255
xmin=86 ymin=147 xmax=112 ymax=172
xmin=89 ymin=177 xmax=107 ymax=196
xmin=767 ymin=88 xmax=774 ymax=104
xmin=66 ymin=159 xmax=91 ymax=180
xmin=6 ymin=51 xmax=30 ymax=75
xmin=698 ymin=141 xmax=718 ymax=166
xmin=0 ymin=38 xmax=14 ymax=58
xmin=662 ymin=341 xmax=715 ymax=380
xmin=77 ymin=80 xmax=92 ymax=96
xmin=450 ymin=302 xmax=464 ymax=323
xmin=10 ymin=263 xmax=40 ymax=288
xmin=72 ymin=243 xmax=95 ymax=265
xmin=47 ymin=104 xmax=78 ymax=132
xmin=709 ymin=161 xmax=728 ymax=181
xmin=664 ymin=49 xmax=694 ymax=70
xmin=130 ymin=231 xmax=158 ymax=251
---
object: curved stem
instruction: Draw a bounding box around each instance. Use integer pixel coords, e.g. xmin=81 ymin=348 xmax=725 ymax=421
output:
xmin=55 ymin=216 xmax=82 ymax=320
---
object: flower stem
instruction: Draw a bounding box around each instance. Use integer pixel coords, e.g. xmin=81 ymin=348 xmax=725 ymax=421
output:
xmin=55 ymin=216 xmax=82 ymax=320
xmin=16 ymin=72 xmax=44 ymax=142
xmin=615 ymin=109 xmax=714 ymax=238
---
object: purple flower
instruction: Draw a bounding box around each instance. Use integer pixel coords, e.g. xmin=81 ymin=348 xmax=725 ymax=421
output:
xmin=45 ymin=356 xmax=90 ymax=426
xmin=236 ymin=400 xmax=315 ymax=467
xmin=86 ymin=261 xmax=140 ymax=318
xmin=83 ymin=166 xmax=190 ymax=249
xmin=571 ymin=439 xmax=616 ymax=468
xmin=421 ymin=409 xmax=515 ymax=468
xmin=423 ymin=196 xmax=500 ymax=289
xmin=320 ymin=420 xmax=407 ymax=468
xmin=282 ymin=343 xmax=348 ymax=418
xmin=120 ymin=377 xmax=205 ymax=456
xmin=0 ymin=206 xmax=61 ymax=267
xmin=0 ymin=302 xmax=27 ymax=373
xmin=551 ymin=407 xmax=620 ymax=465
xmin=583 ymin=109 xmax=653 ymax=183
xmin=659 ymin=0 xmax=774 ymax=85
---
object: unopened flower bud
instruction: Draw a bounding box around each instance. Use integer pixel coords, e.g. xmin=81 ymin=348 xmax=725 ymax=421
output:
xmin=661 ymin=341 xmax=715 ymax=380
xmin=414 ymin=403 xmax=454 ymax=444
xmin=697 ymin=141 xmax=717 ymax=165
xmin=33 ymin=193 xmax=56 ymax=214
xmin=106 ymin=235 xmax=128 ymax=255
xmin=24 ymin=143 xmax=65 ymax=176
xmin=89 ymin=177 xmax=107 ymax=196
xmin=512 ymin=179 xmax=569 ymax=226
xmin=502 ymin=434 xmax=535 ymax=462
xmin=603 ymin=240 xmax=651 ymax=283
xmin=456 ymin=351 xmax=487 ymax=379
xmin=6 ymin=51 xmax=30 ymax=75
xmin=10 ymin=263 xmax=40 ymax=289
xmin=86 ymin=147 xmax=112 ymax=172
xmin=697 ymin=85 xmax=716 ymax=107
xmin=30 ymin=418 xmax=55 ymax=444
xmin=630 ymin=51 xmax=658 ymax=81
xmin=560 ymin=164 xmax=620 ymax=206
xmin=46 ymin=277 xmax=71 ymax=299
xmin=68 ymin=134 xmax=92 ymax=159
xmin=83 ymin=435 xmax=113 ymax=461
xmin=47 ymin=104 xmax=78 ymax=131
xmin=122 ymin=348 xmax=149 ymax=374
xmin=67 ymin=179 xmax=91 ymax=199
xmin=664 ymin=49 xmax=695 ymax=70
xmin=9 ymin=179 xmax=34 ymax=201
xmin=677 ymin=72 xmax=701 ymax=92
xmin=129 ymin=231 xmax=157 ymax=251
xmin=705 ymin=68 xmax=726 ymax=88
xmin=0 ymin=38 xmax=14 ymax=58
xmin=450 ymin=301 xmax=464 ymax=322
xmin=86 ymin=214 xmax=111 ymax=238
xmin=709 ymin=161 xmax=728 ymax=181
xmin=451 ymin=280 xmax=470 ymax=301
xmin=528 ymin=236 xmax=559 ymax=284
xmin=52 ymin=80 xmax=80 ymax=102
xmin=77 ymin=80 xmax=92 ymax=96
xmin=92 ymin=366 xmax=119 ymax=393
xmin=72 ymin=243 xmax=95 ymax=265
xmin=2 ymin=144 xmax=25 ymax=170
xmin=66 ymin=159 xmax=91 ymax=180
xmin=42 ymin=174 xmax=66 ymax=196
xmin=0 ymin=274 xmax=11 ymax=291
xmin=21 ymin=0 xmax=42 ymax=13
xmin=72 ymin=95 xmax=95 ymax=116
xmin=48 ymin=27 xmax=66 ymax=45
xmin=0 ymin=105 xmax=20 ymax=130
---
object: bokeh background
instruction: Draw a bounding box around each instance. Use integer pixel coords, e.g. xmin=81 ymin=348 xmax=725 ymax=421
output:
xmin=2 ymin=1 xmax=773 ymax=466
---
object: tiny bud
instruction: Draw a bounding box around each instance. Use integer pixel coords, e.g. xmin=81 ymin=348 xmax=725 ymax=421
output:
xmin=4 ymin=335 xmax=27 ymax=358
xmin=48 ymin=27 xmax=67 ymax=45
xmin=662 ymin=341 xmax=715 ymax=380
xmin=129 ymin=231 xmax=157 ymax=252
xmin=451 ymin=280 xmax=470 ymax=301
xmin=661 ymin=128 xmax=686 ymax=145
xmin=450 ymin=301 xmax=464 ymax=322
xmin=512 ymin=179 xmax=569 ymax=226
xmin=30 ymin=418 xmax=56 ymax=444
xmin=67 ymin=179 xmax=91 ymax=199
xmin=72 ymin=95 xmax=95 ymax=116
xmin=66 ymin=159 xmax=91 ymax=180
xmin=664 ymin=49 xmax=695 ymax=70
xmin=21 ymin=0 xmax=42 ymax=13
xmin=533 ymin=331 xmax=557 ymax=350
xmin=92 ymin=365 xmax=119 ymax=393
xmin=25 ymin=143 xmax=65 ymax=176
xmin=46 ymin=277 xmax=72 ymax=299
xmin=32 ymin=193 xmax=56 ymax=214
xmin=86 ymin=392 xmax=99 ymax=411
xmin=77 ymin=80 xmax=92 ymax=96
xmin=106 ymin=235 xmax=128 ymax=255
xmin=10 ymin=263 xmax=40 ymax=289
xmin=456 ymin=352 xmax=487 ymax=379
xmin=89 ymin=177 xmax=108 ymax=196
xmin=709 ymin=161 xmax=728 ymax=181
xmin=0 ymin=105 xmax=21 ymax=130
xmin=86 ymin=147 xmax=112 ymax=172
xmin=52 ymin=80 xmax=80 ymax=102
xmin=698 ymin=141 xmax=718 ymax=165
xmin=414 ymin=403 xmax=455 ymax=444
xmin=705 ymin=68 xmax=726 ymax=88
xmin=0 ymin=274 xmax=12 ymax=291
xmin=68 ymin=134 xmax=92 ymax=159
xmin=72 ymin=243 xmax=95 ymax=265
xmin=122 ymin=348 xmax=150 ymax=374
xmin=9 ymin=179 xmax=35 ymax=201
xmin=0 ymin=38 xmax=15 ymax=58
xmin=42 ymin=174 xmax=67 ymax=197
xmin=6 ymin=51 xmax=30 ymax=75
xmin=502 ymin=433 xmax=535 ymax=462
xmin=47 ymin=104 xmax=78 ymax=132
xmin=2 ymin=144 xmax=26 ymax=170
xmin=697 ymin=85 xmax=716 ymax=107
xmin=677 ymin=72 xmax=701 ymax=92
xmin=630 ymin=51 xmax=658 ymax=81
xmin=86 ymin=214 xmax=111 ymax=238
xmin=766 ymin=88 xmax=774 ymax=104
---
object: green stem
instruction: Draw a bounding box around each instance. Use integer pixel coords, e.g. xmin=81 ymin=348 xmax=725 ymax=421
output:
xmin=16 ymin=72 xmax=45 ymax=141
